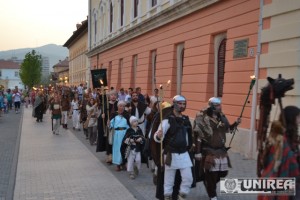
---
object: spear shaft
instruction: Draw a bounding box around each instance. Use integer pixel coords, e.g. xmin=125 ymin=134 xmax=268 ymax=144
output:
xmin=229 ymin=78 xmax=256 ymax=147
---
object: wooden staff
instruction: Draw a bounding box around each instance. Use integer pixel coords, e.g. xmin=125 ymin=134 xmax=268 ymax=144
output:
xmin=106 ymin=88 xmax=110 ymax=121
xmin=158 ymin=80 xmax=171 ymax=167
xmin=100 ymin=79 xmax=106 ymax=135
xmin=228 ymin=75 xmax=256 ymax=147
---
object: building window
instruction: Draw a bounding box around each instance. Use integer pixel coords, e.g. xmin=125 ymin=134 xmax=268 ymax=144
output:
xmin=217 ymin=39 xmax=226 ymax=97
xmin=15 ymin=71 xmax=19 ymax=77
xmin=151 ymin=50 xmax=157 ymax=91
xmin=176 ymin=43 xmax=184 ymax=95
xmin=110 ymin=2 xmax=113 ymax=33
xmin=132 ymin=55 xmax=138 ymax=87
xmin=134 ymin=0 xmax=139 ymax=18
xmin=120 ymin=0 xmax=124 ymax=26
xmin=94 ymin=13 xmax=97 ymax=43
xmin=117 ymin=59 xmax=123 ymax=89
xmin=108 ymin=61 xmax=112 ymax=86
xmin=152 ymin=0 xmax=157 ymax=7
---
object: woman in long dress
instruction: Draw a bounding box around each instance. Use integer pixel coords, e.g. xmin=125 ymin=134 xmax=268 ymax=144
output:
xmin=109 ymin=100 xmax=130 ymax=171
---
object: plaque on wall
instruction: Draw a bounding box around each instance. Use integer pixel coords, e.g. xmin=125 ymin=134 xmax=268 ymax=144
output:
xmin=233 ymin=39 xmax=248 ymax=58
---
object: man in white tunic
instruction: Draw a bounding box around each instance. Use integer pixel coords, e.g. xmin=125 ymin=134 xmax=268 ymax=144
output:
xmin=154 ymin=95 xmax=193 ymax=200
xmin=129 ymin=91 xmax=151 ymax=136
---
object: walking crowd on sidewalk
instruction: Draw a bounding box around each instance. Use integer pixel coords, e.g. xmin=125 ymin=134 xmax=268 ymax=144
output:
xmin=0 ymin=86 xmax=29 ymax=117
xmin=2 ymin=82 xmax=299 ymax=200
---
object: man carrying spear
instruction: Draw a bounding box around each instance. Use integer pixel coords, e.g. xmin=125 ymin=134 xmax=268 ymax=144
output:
xmin=193 ymin=97 xmax=241 ymax=200
xmin=154 ymin=95 xmax=194 ymax=200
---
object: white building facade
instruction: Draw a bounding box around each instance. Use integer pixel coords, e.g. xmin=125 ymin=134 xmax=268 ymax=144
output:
xmin=0 ymin=60 xmax=24 ymax=90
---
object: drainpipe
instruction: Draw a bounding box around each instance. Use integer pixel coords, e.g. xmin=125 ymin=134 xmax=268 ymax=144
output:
xmin=248 ymin=0 xmax=263 ymax=159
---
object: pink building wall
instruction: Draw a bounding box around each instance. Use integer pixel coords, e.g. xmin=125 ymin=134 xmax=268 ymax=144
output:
xmin=90 ymin=0 xmax=260 ymax=129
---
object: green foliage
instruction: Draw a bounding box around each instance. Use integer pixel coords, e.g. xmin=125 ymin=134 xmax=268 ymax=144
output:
xmin=19 ymin=50 xmax=42 ymax=89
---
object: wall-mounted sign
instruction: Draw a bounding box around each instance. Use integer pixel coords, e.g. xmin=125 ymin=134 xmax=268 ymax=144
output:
xmin=233 ymin=39 xmax=248 ymax=58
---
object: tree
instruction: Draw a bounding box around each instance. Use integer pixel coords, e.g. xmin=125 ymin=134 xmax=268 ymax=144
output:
xmin=19 ymin=50 xmax=42 ymax=89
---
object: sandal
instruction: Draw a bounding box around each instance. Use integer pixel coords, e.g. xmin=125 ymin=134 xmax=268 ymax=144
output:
xmin=129 ymin=173 xmax=135 ymax=179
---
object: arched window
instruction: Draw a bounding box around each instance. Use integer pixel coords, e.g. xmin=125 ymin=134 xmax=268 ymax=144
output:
xmin=217 ymin=39 xmax=226 ymax=97
xmin=110 ymin=2 xmax=113 ymax=33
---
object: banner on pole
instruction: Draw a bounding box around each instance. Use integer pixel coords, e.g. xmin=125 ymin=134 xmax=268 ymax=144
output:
xmin=91 ymin=69 xmax=107 ymax=88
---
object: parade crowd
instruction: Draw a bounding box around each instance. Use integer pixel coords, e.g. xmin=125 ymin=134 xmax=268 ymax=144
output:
xmin=1 ymin=83 xmax=299 ymax=200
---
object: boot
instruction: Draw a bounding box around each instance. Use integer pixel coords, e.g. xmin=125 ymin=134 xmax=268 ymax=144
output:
xmin=65 ymin=124 xmax=68 ymax=129
xmin=178 ymin=193 xmax=187 ymax=200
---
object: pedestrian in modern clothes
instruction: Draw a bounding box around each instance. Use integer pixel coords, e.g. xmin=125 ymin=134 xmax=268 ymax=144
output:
xmin=12 ymin=89 xmax=22 ymax=113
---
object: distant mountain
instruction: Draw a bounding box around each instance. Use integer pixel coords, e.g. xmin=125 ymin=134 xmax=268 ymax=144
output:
xmin=0 ymin=44 xmax=68 ymax=70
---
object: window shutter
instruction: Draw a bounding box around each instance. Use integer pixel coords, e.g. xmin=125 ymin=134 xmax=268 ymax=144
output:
xmin=217 ymin=39 xmax=226 ymax=97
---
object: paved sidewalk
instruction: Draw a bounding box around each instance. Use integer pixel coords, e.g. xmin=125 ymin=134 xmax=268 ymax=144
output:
xmin=0 ymin=108 xmax=22 ymax=200
xmin=13 ymin=106 xmax=258 ymax=200
xmin=13 ymin=108 xmax=135 ymax=200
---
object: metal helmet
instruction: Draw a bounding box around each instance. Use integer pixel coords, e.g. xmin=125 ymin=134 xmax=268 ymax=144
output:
xmin=173 ymin=95 xmax=186 ymax=102
xmin=172 ymin=95 xmax=187 ymax=112
xmin=208 ymin=97 xmax=221 ymax=112
xmin=208 ymin=97 xmax=221 ymax=106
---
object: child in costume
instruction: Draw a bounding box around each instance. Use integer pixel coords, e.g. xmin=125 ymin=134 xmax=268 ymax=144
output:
xmin=123 ymin=116 xmax=145 ymax=179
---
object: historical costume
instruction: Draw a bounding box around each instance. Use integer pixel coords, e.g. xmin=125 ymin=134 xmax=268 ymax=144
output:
xmin=258 ymin=106 xmax=300 ymax=200
xmin=96 ymin=92 xmax=108 ymax=152
xmin=130 ymin=91 xmax=151 ymax=136
xmin=154 ymin=95 xmax=194 ymax=200
xmin=61 ymin=94 xmax=70 ymax=129
xmin=105 ymin=91 xmax=118 ymax=163
xmin=193 ymin=97 xmax=240 ymax=200
xmin=86 ymin=98 xmax=100 ymax=145
xmin=71 ymin=95 xmax=81 ymax=130
xmin=32 ymin=91 xmax=45 ymax=122
xmin=50 ymin=95 xmax=62 ymax=135
xmin=121 ymin=116 xmax=146 ymax=179
xmin=110 ymin=100 xmax=130 ymax=171
xmin=80 ymin=94 xmax=89 ymax=139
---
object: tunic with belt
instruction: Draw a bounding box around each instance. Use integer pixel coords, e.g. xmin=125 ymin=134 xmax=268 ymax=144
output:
xmin=110 ymin=112 xmax=130 ymax=165
xmin=86 ymin=104 xmax=100 ymax=127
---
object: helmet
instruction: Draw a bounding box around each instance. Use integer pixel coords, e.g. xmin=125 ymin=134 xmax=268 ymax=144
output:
xmin=208 ymin=97 xmax=221 ymax=112
xmin=172 ymin=95 xmax=186 ymax=112
xmin=173 ymin=95 xmax=186 ymax=102
xmin=208 ymin=97 xmax=221 ymax=106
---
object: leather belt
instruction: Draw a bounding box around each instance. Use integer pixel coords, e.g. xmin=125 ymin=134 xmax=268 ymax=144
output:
xmin=115 ymin=127 xmax=127 ymax=130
